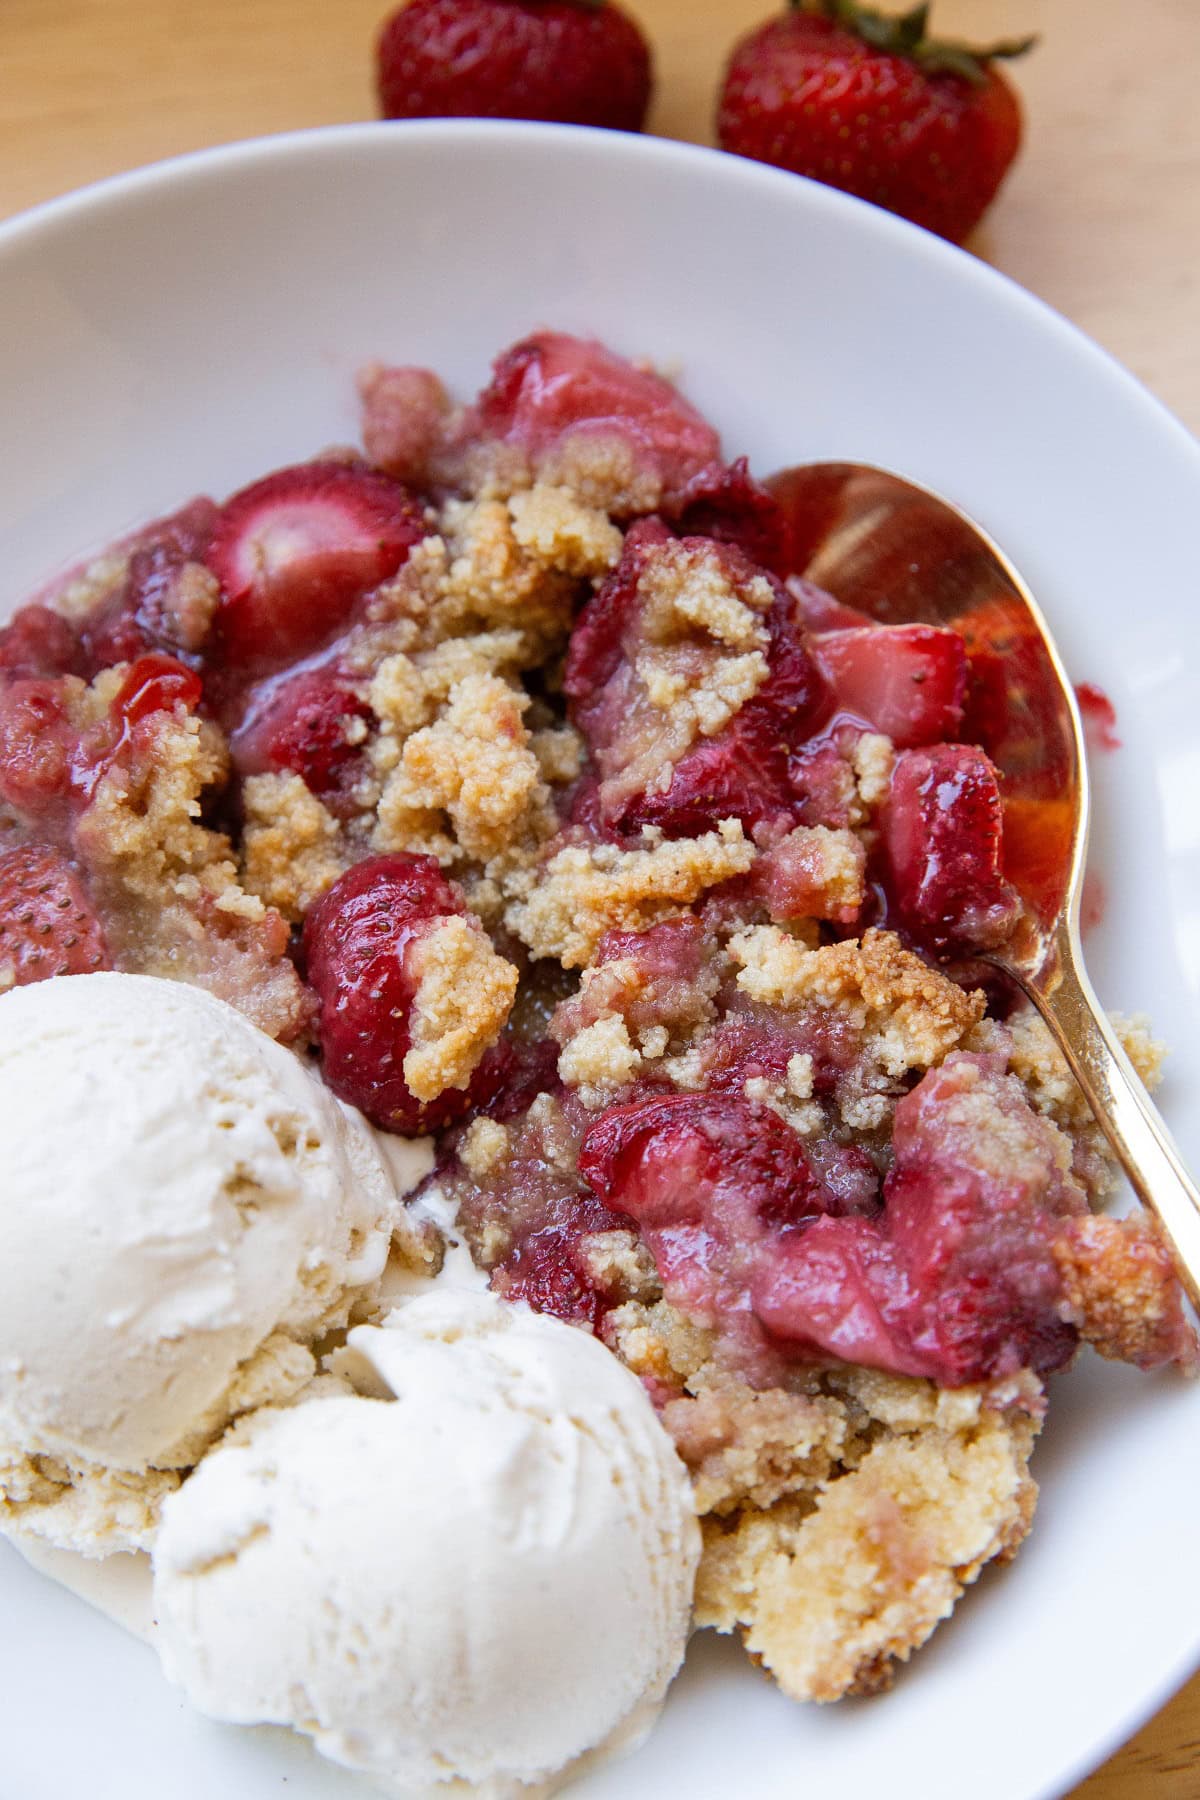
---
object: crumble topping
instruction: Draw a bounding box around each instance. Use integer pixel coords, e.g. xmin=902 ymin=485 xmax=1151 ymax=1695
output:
xmin=607 ymin=1290 xmax=1040 ymax=1701
xmin=507 ymin=820 xmax=756 ymax=967
xmin=729 ymin=925 xmax=985 ymax=1078
xmin=240 ymin=773 xmax=348 ymax=922
xmin=695 ymin=1399 xmax=1037 ymax=1702
xmin=403 ymin=914 xmax=519 ymax=1103
xmin=73 ymin=694 xmax=309 ymax=1042
xmin=374 ymin=672 xmax=554 ymax=866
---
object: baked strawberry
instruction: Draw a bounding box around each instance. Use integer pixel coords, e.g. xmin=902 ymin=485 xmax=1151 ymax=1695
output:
xmin=0 ymin=605 xmax=82 ymax=680
xmin=0 ymin=842 xmax=111 ymax=987
xmin=813 ymin=622 xmax=967 ymax=746
xmin=302 ymin=854 xmax=486 ymax=1134
xmin=230 ymin=666 xmax=375 ymax=807
xmin=376 ymin=0 xmax=653 ymax=132
xmin=207 ymin=463 xmax=428 ymax=675
xmin=717 ymin=0 xmax=1033 ymax=244
xmin=463 ymin=332 xmax=721 ymax=511
xmin=881 ymin=742 xmax=1019 ymax=949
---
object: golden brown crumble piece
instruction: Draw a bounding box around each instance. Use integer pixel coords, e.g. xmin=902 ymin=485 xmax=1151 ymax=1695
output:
xmin=1054 ymin=1213 xmax=1198 ymax=1371
xmin=557 ymin=1014 xmax=645 ymax=1108
xmin=968 ymin=1004 xmax=1167 ymax=1201
xmin=730 ymin=924 xmax=985 ymax=1079
xmin=402 ymin=914 xmax=519 ymax=1103
xmin=240 ymin=773 xmax=349 ymax=923
xmin=760 ymin=824 xmax=867 ymax=921
xmin=605 ymin=1293 xmax=1041 ymax=1700
xmin=662 ymin=1372 xmax=854 ymax=1516
xmin=453 ymin=429 xmax=664 ymax=518
xmin=374 ymin=672 xmax=556 ymax=866
xmin=592 ymin=538 xmax=773 ymax=818
xmin=507 ymin=820 xmax=756 ymax=967
xmin=695 ymin=1400 xmax=1038 ymax=1701
xmin=852 ymin=731 xmax=895 ymax=812
xmin=71 ymin=683 xmax=308 ymax=1041
xmin=456 ymin=1115 xmax=511 ymax=1180
xmin=368 ymin=487 xmax=620 ymax=665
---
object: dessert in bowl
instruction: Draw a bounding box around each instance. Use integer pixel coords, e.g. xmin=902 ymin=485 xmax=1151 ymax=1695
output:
xmin=1 ymin=121 xmax=1199 ymax=1800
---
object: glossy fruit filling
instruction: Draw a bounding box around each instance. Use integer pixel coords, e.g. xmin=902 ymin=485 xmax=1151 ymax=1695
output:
xmin=1 ymin=329 xmax=1189 ymax=1401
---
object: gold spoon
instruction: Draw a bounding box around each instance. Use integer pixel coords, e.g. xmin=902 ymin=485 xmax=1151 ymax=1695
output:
xmin=771 ymin=461 xmax=1200 ymax=1307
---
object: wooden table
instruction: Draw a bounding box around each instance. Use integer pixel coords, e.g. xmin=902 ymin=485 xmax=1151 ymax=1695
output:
xmin=1 ymin=2 xmax=1197 ymax=1793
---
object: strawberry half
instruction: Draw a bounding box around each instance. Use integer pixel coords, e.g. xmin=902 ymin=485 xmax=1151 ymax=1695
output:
xmin=207 ymin=462 xmax=428 ymax=675
xmin=0 ymin=842 xmax=111 ymax=987
xmin=813 ymin=622 xmax=967 ymax=747
xmin=881 ymin=742 xmax=1019 ymax=949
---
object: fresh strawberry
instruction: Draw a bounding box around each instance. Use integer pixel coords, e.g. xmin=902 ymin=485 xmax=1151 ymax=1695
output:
xmin=881 ymin=742 xmax=1019 ymax=948
xmin=376 ymin=0 xmax=653 ymax=133
xmin=465 ymin=332 xmax=721 ymax=510
xmin=302 ymin=854 xmax=483 ymax=1134
xmin=0 ymin=842 xmax=111 ymax=986
xmin=812 ymin=622 xmax=967 ymax=746
xmin=207 ymin=462 xmax=428 ymax=675
xmin=717 ymin=0 xmax=1033 ymax=244
xmin=230 ymin=666 xmax=374 ymax=806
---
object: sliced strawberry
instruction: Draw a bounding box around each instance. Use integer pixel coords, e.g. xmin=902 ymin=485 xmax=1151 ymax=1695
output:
xmin=230 ymin=665 xmax=374 ymax=805
xmin=813 ymin=623 xmax=967 ymax=748
xmin=207 ymin=462 xmax=428 ymax=675
xmin=468 ymin=332 xmax=722 ymax=509
xmin=786 ymin=577 xmax=876 ymax=634
xmin=881 ymin=743 xmax=1020 ymax=949
xmin=0 ymin=842 xmax=111 ymax=986
xmin=580 ymin=1090 xmax=825 ymax=1327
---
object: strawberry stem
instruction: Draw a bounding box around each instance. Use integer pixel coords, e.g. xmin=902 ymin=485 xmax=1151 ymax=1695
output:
xmin=793 ymin=0 xmax=1036 ymax=83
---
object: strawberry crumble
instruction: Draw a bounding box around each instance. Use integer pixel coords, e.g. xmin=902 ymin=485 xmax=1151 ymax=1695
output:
xmin=1 ymin=328 xmax=1192 ymax=1710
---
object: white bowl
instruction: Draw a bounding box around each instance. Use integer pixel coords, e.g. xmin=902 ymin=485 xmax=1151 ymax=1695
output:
xmin=1 ymin=122 xmax=1198 ymax=1800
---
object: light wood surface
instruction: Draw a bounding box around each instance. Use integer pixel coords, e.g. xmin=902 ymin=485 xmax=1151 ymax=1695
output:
xmin=1 ymin=2 xmax=1198 ymax=1794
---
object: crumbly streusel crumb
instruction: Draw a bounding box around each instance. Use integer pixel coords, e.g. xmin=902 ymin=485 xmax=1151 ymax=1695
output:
xmin=72 ymin=697 xmax=308 ymax=1040
xmin=403 ymin=915 xmax=519 ymax=1103
xmin=508 ymin=820 xmax=756 ymax=967
xmin=969 ymin=1003 xmax=1167 ymax=1201
xmin=457 ymin=1116 xmax=511 ymax=1179
xmin=240 ymin=773 xmax=348 ymax=923
xmin=730 ymin=925 xmax=985 ymax=1078
xmin=557 ymin=1014 xmax=644 ymax=1107
xmin=1054 ymin=1213 xmax=1197 ymax=1370
xmin=374 ymin=672 xmax=555 ymax=866
xmin=852 ymin=732 xmax=895 ymax=810
xmin=507 ymin=482 xmax=624 ymax=577
xmin=695 ymin=1406 xmax=1038 ymax=1702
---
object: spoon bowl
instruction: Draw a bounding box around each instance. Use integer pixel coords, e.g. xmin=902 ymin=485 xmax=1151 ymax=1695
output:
xmin=773 ymin=461 xmax=1200 ymax=1306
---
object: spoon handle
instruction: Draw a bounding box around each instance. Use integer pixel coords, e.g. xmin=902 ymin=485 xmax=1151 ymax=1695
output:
xmin=1015 ymin=921 xmax=1200 ymax=1312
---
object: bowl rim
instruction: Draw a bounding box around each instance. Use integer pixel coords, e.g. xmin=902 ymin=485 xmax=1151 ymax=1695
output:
xmin=1 ymin=116 xmax=1196 ymax=480
xmin=1 ymin=115 xmax=1198 ymax=1800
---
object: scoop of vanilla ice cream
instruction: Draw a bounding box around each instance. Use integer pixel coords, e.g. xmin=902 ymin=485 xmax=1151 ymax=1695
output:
xmin=152 ymin=1290 xmax=700 ymax=1797
xmin=0 ymin=973 xmax=407 ymax=1551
